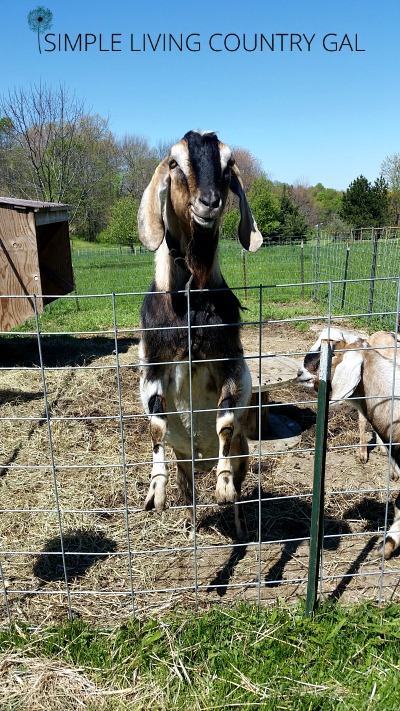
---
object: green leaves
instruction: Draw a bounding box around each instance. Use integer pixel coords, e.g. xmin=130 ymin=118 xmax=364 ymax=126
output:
xmin=340 ymin=174 xmax=389 ymax=228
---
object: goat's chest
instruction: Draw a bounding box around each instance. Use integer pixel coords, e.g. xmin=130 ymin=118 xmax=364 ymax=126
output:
xmin=165 ymin=361 xmax=220 ymax=465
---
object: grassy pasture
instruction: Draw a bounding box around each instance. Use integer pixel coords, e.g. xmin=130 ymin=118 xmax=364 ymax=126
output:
xmin=1 ymin=601 xmax=400 ymax=710
xmin=19 ymin=237 xmax=399 ymax=336
xmin=28 ymin=241 xmax=320 ymax=334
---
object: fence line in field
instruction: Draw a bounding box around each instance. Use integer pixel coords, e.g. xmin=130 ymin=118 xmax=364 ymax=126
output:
xmin=70 ymin=229 xmax=400 ymax=331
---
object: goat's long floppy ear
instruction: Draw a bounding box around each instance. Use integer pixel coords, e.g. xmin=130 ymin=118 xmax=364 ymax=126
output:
xmin=230 ymin=164 xmax=263 ymax=252
xmin=331 ymin=350 xmax=363 ymax=402
xmin=137 ymin=159 xmax=170 ymax=251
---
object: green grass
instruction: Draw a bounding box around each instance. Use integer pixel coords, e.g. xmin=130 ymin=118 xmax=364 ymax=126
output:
xmin=1 ymin=601 xmax=400 ymax=709
xmin=315 ymin=238 xmax=400 ymax=331
xmin=14 ymin=238 xmax=400 ymax=334
xmin=22 ymin=241 xmax=322 ymax=334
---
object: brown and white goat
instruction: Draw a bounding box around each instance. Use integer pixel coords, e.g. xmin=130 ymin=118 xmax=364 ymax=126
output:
xmin=137 ymin=130 xmax=262 ymax=537
xmin=298 ymin=327 xmax=400 ymax=464
xmin=328 ymin=339 xmax=400 ymax=559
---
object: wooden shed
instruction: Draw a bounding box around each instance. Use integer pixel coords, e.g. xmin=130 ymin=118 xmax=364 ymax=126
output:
xmin=0 ymin=197 xmax=74 ymax=331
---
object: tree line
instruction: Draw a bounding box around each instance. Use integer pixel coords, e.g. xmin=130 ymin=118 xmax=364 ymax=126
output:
xmin=0 ymin=84 xmax=399 ymax=246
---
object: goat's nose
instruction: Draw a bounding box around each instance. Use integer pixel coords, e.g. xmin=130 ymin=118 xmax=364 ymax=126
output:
xmin=198 ymin=190 xmax=220 ymax=209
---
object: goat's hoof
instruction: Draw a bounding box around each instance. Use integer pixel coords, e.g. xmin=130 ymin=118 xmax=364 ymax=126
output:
xmin=358 ymin=452 xmax=368 ymax=464
xmin=144 ymin=480 xmax=167 ymax=513
xmin=216 ymin=471 xmax=237 ymax=504
xmin=378 ymin=536 xmax=395 ymax=560
xmin=144 ymin=495 xmax=155 ymax=511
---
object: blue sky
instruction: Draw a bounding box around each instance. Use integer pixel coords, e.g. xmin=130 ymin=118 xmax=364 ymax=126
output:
xmin=1 ymin=1 xmax=399 ymax=189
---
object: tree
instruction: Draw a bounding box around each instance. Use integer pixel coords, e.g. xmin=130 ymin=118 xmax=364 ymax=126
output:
xmin=0 ymin=83 xmax=86 ymax=202
xmin=278 ymin=184 xmax=308 ymax=237
xmin=371 ymin=176 xmax=389 ymax=226
xmin=222 ymin=208 xmax=240 ymax=240
xmin=381 ymin=153 xmax=400 ymax=225
xmin=289 ymin=182 xmax=320 ymax=227
xmin=0 ymin=84 xmax=119 ymax=239
xmin=247 ymin=176 xmax=280 ymax=237
xmin=65 ymin=114 xmax=119 ymax=240
xmin=117 ymin=134 xmax=158 ymax=201
xmin=340 ymin=175 xmax=389 ymax=228
xmin=103 ymin=195 xmax=139 ymax=248
xmin=313 ymin=185 xmax=343 ymax=226
xmin=225 ymin=146 xmax=264 ymax=212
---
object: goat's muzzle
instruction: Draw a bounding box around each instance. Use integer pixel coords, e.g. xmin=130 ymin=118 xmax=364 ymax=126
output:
xmin=190 ymin=193 xmax=222 ymax=231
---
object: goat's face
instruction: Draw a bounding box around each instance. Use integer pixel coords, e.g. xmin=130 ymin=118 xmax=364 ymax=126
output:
xmin=167 ymin=131 xmax=233 ymax=237
xmin=297 ymin=328 xmax=360 ymax=388
xmin=313 ymin=340 xmax=365 ymax=402
xmin=137 ymin=129 xmax=263 ymax=265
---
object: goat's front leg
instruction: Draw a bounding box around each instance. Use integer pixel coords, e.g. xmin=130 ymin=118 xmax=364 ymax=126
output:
xmin=382 ymin=492 xmax=400 ymax=559
xmin=215 ymin=361 xmax=251 ymax=532
xmin=215 ymin=406 xmax=237 ymax=504
xmin=358 ymin=411 xmax=369 ymax=463
xmin=141 ymin=369 xmax=170 ymax=512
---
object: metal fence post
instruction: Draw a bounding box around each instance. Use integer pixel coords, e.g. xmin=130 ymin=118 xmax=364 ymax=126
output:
xmin=314 ymin=224 xmax=321 ymax=300
xmin=368 ymin=228 xmax=379 ymax=321
xmin=341 ymin=242 xmax=350 ymax=309
xmin=300 ymin=239 xmax=305 ymax=297
xmin=306 ymin=338 xmax=332 ymax=617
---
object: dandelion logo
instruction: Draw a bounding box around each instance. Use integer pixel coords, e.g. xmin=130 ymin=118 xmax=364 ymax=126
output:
xmin=28 ymin=6 xmax=53 ymax=54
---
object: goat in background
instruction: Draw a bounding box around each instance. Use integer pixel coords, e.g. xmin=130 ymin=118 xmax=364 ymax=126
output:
xmin=327 ymin=338 xmax=400 ymax=558
xmin=137 ymin=130 xmax=262 ymax=537
xmin=298 ymin=326 xmax=400 ymax=465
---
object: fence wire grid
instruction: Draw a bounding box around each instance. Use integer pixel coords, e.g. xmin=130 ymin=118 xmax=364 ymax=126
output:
xmin=1 ymin=236 xmax=400 ymax=627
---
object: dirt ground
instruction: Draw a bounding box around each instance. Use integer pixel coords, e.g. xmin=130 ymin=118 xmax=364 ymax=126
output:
xmin=1 ymin=319 xmax=400 ymax=627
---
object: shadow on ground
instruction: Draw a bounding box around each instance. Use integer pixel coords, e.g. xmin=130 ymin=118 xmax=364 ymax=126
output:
xmin=205 ymin=489 xmax=391 ymax=599
xmin=33 ymin=530 xmax=118 ymax=582
xmin=0 ymin=334 xmax=138 ymax=368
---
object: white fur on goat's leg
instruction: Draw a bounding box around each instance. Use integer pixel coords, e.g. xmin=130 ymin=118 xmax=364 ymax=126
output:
xmin=143 ymin=386 xmax=169 ymax=512
xmin=376 ymin=433 xmax=389 ymax=456
xmin=215 ymin=410 xmax=237 ymax=505
xmin=358 ymin=411 xmax=369 ymax=463
xmin=382 ymin=493 xmax=400 ymax=559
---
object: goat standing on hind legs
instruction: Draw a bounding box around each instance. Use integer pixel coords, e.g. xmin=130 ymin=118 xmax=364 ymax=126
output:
xmin=137 ymin=130 xmax=263 ymax=538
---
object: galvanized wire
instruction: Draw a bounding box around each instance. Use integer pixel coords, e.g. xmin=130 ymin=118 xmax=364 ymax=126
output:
xmin=0 ymin=238 xmax=400 ymax=627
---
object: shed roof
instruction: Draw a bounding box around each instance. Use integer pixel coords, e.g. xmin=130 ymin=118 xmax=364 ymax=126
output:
xmin=0 ymin=197 xmax=72 ymax=211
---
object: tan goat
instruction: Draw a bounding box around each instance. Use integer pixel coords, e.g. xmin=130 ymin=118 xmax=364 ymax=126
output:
xmin=298 ymin=327 xmax=400 ymax=464
xmin=329 ymin=339 xmax=400 ymax=559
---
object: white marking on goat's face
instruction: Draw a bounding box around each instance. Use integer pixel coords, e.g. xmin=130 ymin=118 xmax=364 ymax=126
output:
xmin=297 ymin=328 xmax=361 ymax=388
xmin=166 ymin=131 xmax=233 ymax=235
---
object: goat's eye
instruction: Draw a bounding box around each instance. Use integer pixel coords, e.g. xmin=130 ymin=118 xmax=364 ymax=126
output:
xmin=169 ymin=158 xmax=178 ymax=169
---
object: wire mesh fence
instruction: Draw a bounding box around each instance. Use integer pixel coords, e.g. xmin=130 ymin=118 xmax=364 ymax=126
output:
xmin=312 ymin=229 xmax=400 ymax=327
xmin=70 ymin=233 xmax=400 ymax=331
xmin=1 ymin=235 xmax=400 ymax=628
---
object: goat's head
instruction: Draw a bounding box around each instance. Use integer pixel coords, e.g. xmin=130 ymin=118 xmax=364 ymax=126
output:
xmin=138 ymin=130 xmax=262 ymax=287
xmin=297 ymin=327 xmax=360 ymax=388
xmin=313 ymin=339 xmax=365 ymax=401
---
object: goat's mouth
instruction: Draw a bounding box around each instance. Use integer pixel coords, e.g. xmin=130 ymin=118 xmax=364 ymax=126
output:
xmin=190 ymin=203 xmax=221 ymax=230
xmin=191 ymin=212 xmax=217 ymax=229
xmin=297 ymin=370 xmax=315 ymax=388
